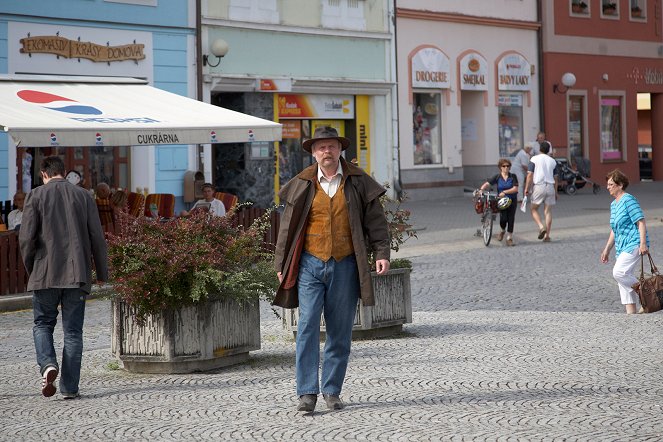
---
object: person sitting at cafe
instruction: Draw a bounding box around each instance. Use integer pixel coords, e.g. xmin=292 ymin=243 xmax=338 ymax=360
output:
xmin=95 ymin=182 xmax=111 ymax=200
xmin=8 ymin=191 xmax=26 ymax=230
xmin=179 ymin=183 xmax=226 ymax=218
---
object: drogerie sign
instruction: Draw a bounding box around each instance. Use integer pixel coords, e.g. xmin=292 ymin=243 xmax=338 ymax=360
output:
xmin=20 ymin=35 xmax=145 ymax=63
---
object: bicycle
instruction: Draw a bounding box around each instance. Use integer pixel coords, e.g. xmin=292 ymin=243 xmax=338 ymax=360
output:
xmin=472 ymin=189 xmax=498 ymax=246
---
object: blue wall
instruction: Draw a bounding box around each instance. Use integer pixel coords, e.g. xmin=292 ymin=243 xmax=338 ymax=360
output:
xmin=0 ymin=1 xmax=194 ymax=201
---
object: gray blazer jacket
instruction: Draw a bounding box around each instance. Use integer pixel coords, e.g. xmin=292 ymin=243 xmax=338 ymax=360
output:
xmin=19 ymin=178 xmax=108 ymax=293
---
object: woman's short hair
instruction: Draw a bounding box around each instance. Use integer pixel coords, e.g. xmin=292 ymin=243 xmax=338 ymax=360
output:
xmin=606 ymin=169 xmax=629 ymax=190
xmin=498 ymin=158 xmax=511 ymax=168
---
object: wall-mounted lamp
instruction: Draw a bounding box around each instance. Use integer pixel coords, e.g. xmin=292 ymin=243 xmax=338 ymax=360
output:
xmin=602 ymin=73 xmax=609 ymax=82
xmin=203 ymin=39 xmax=229 ymax=67
xmin=552 ymin=72 xmax=576 ymax=94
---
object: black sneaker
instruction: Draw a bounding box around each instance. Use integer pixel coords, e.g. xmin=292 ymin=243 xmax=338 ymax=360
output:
xmin=62 ymin=392 xmax=80 ymax=400
xmin=323 ymin=394 xmax=344 ymax=410
xmin=41 ymin=367 xmax=58 ymax=398
xmin=297 ymin=394 xmax=317 ymax=412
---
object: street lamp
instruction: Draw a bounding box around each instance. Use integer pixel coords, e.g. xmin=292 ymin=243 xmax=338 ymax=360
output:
xmin=552 ymin=72 xmax=576 ymax=94
xmin=203 ymin=39 xmax=229 ymax=67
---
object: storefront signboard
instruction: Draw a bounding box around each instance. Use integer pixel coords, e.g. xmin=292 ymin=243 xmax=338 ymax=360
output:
xmin=411 ymin=47 xmax=450 ymax=89
xmin=497 ymin=53 xmax=531 ymax=91
xmin=277 ymin=94 xmax=354 ymax=119
xmin=20 ymin=35 xmax=145 ymax=63
xmin=459 ymin=52 xmax=488 ymax=91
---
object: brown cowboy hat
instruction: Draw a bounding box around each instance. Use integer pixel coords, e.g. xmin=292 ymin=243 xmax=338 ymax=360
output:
xmin=302 ymin=126 xmax=350 ymax=153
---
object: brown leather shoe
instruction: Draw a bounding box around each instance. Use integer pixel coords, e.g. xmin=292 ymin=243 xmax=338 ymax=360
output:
xmin=497 ymin=231 xmax=505 ymax=241
xmin=297 ymin=394 xmax=317 ymax=412
xmin=323 ymin=394 xmax=344 ymax=410
xmin=506 ymin=238 xmax=514 ymax=246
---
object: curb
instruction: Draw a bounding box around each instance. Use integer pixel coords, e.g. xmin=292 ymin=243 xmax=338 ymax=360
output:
xmin=0 ymin=285 xmax=111 ymax=313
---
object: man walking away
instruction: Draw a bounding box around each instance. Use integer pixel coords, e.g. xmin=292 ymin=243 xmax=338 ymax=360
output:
xmin=273 ymin=126 xmax=390 ymax=412
xmin=524 ymin=142 xmax=559 ymax=242
xmin=19 ymin=156 xmax=108 ymax=399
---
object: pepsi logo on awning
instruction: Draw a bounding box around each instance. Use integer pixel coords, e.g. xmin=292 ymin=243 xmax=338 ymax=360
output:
xmin=17 ymin=90 xmax=102 ymax=115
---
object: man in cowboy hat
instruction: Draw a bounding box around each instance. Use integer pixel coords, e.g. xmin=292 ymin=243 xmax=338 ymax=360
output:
xmin=273 ymin=126 xmax=390 ymax=412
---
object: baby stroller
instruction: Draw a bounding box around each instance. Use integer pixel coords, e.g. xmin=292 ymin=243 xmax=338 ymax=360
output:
xmin=555 ymin=157 xmax=600 ymax=195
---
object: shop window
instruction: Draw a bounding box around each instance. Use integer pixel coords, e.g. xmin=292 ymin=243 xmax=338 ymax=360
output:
xmin=497 ymin=94 xmax=523 ymax=158
xmin=600 ymin=95 xmax=624 ymax=162
xmin=630 ymin=0 xmax=646 ymax=19
xmin=571 ymin=1 xmax=589 ymax=15
xmin=229 ymin=0 xmax=279 ymax=24
xmin=321 ymin=0 xmax=366 ymax=31
xmin=568 ymin=95 xmax=585 ymax=160
xmin=601 ymin=0 xmax=619 ymax=17
xmin=412 ymin=92 xmax=442 ymax=165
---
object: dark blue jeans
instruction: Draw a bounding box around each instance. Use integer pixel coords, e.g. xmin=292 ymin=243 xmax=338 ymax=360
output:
xmin=33 ymin=288 xmax=87 ymax=395
xmin=296 ymin=252 xmax=359 ymax=397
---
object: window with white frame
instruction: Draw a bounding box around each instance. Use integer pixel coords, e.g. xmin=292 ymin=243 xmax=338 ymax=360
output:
xmin=229 ymin=0 xmax=279 ymax=24
xmin=601 ymin=0 xmax=619 ymax=17
xmin=412 ymin=92 xmax=442 ymax=165
xmin=630 ymin=0 xmax=646 ymax=19
xmin=321 ymin=0 xmax=366 ymax=31
xmin=600 ymin=95 xmax=624 ymax=162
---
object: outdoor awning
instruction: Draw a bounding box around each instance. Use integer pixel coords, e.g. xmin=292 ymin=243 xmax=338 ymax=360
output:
xmin=0 ymin=75 xmax=282 ymax=147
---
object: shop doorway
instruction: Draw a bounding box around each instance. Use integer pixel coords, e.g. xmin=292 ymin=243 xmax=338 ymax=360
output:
xmin=636 ymin=93 xmax=653 ymax=180
xmin=460 ymin=91 xmax=486 ymax=165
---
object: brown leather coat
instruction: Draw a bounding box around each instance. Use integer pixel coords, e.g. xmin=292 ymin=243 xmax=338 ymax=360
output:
xmin=273 ymin=157 xmax=390 ymax=308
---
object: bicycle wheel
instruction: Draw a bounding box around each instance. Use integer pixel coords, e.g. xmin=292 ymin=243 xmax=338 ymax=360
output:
xmin=481 ymin=210 xmax=493 ymax=246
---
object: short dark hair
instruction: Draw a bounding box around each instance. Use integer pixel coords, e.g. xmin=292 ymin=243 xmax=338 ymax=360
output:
xmin=201 ymin=183 xmax=215 ymax=191
xmin=498 ymin=158 xmax=511 ymax=168
xmin=40 ymin=156 xmax=66 ymax=178
xmin=606 ymin=169 xmax=629 ymax=190
xmin=539 ymin=141 xmax=551 ymax=155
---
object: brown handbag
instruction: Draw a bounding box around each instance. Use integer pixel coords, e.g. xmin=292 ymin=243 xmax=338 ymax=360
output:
xmin=632 ymin=253 xmax=663 ymax=313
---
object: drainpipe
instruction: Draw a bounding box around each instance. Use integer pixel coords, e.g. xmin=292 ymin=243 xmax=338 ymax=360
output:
xmin=537 ymin=0 xmax=545 ymax=132
xmin=390 ymin=0 xmax=403 ymax=199
xmin=195 ymin=0 xmax=204 ymax=173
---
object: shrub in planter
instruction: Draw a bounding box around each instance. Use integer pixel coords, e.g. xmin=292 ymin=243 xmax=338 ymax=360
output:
xmin=107 ymin=208 xmax=279 ymax=324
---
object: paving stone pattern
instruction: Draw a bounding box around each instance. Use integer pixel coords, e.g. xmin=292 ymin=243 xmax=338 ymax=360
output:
xmin=1 ymin=183 xmax=663 ymax=440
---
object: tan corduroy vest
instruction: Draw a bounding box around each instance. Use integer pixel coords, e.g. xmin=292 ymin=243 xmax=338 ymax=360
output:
xmin=304 ymin=178 xmax=354 ymax=262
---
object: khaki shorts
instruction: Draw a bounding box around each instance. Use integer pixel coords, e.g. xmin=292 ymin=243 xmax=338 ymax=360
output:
xmin=531 ymin=183 xmax=556 ymax=206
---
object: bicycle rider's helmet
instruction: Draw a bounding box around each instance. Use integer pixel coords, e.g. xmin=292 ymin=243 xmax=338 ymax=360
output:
xmin=497 ymin=196 xmax=512 ymax=210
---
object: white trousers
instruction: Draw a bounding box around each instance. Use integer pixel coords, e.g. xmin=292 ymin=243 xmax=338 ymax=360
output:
xmin=612 ymin=248 xmax=641 ymax=305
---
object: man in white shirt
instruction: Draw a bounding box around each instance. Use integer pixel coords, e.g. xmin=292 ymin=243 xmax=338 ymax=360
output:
xmin=510 ymin=144 xmax=533 ymax=202
xmin=180 ymin=183 xmax=226 ymax=217
xmin=524 ymin=143 xmax=558 ymax=242
xmin=535 ymin=131 xmax=553 ymax=156
xmin=8 ymin=191 xmax=25 ymax=230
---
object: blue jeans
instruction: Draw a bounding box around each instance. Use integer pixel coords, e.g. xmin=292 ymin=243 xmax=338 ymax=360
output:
xmin=33 ymin=288 xmax=87 ymax=395
xmin=296 ymin=252 xmax=359 ymax=397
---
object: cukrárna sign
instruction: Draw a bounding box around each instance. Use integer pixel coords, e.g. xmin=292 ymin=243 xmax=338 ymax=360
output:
xmin=20 ymin=35 xmax=145 ymax=63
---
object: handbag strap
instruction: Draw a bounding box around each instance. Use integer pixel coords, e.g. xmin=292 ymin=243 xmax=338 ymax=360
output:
xmin=646 ymin=252 xmax=660 ymax=275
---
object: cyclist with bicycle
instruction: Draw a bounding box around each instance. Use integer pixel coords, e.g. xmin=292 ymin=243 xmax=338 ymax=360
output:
xmin=479 ymin=158 xmax=519 ymax=246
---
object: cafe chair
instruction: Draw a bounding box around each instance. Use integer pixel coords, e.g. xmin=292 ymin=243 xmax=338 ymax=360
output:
xmin=144 ymin=193 xmax=175 ymax=219
xmin=95 ymin=198 xmax=115 ymax=233
xmin=127 ymin=192 xmax=145 ymax=218
xmin=214 ymin=192 xmax=239 ymax=213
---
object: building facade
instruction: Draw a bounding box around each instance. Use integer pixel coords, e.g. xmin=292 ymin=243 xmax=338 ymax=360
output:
xmin=201 ymin=0 xmax=396 ymax=207
xmin=542 ymin=0 xmax=662 ymax=182
xmin=396 ymin=1 xmax=541 ymax=198
xmin=0 ymin=0 xmax=196 ymax=207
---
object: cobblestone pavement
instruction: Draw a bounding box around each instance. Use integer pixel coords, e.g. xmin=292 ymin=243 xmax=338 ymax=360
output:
xmin=1 ymin=183 xmax=663 ymax=440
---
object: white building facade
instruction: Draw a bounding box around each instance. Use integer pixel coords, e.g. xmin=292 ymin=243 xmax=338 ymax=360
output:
xmin=396 ymin=1 xmax=541 ymax=199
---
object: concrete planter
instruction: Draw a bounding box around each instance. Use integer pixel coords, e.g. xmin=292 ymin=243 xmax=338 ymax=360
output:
xmin=111 ymin=297 xmax=260 ymax=373
xmin=284 ymin=268 xmax=412 ymax=339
